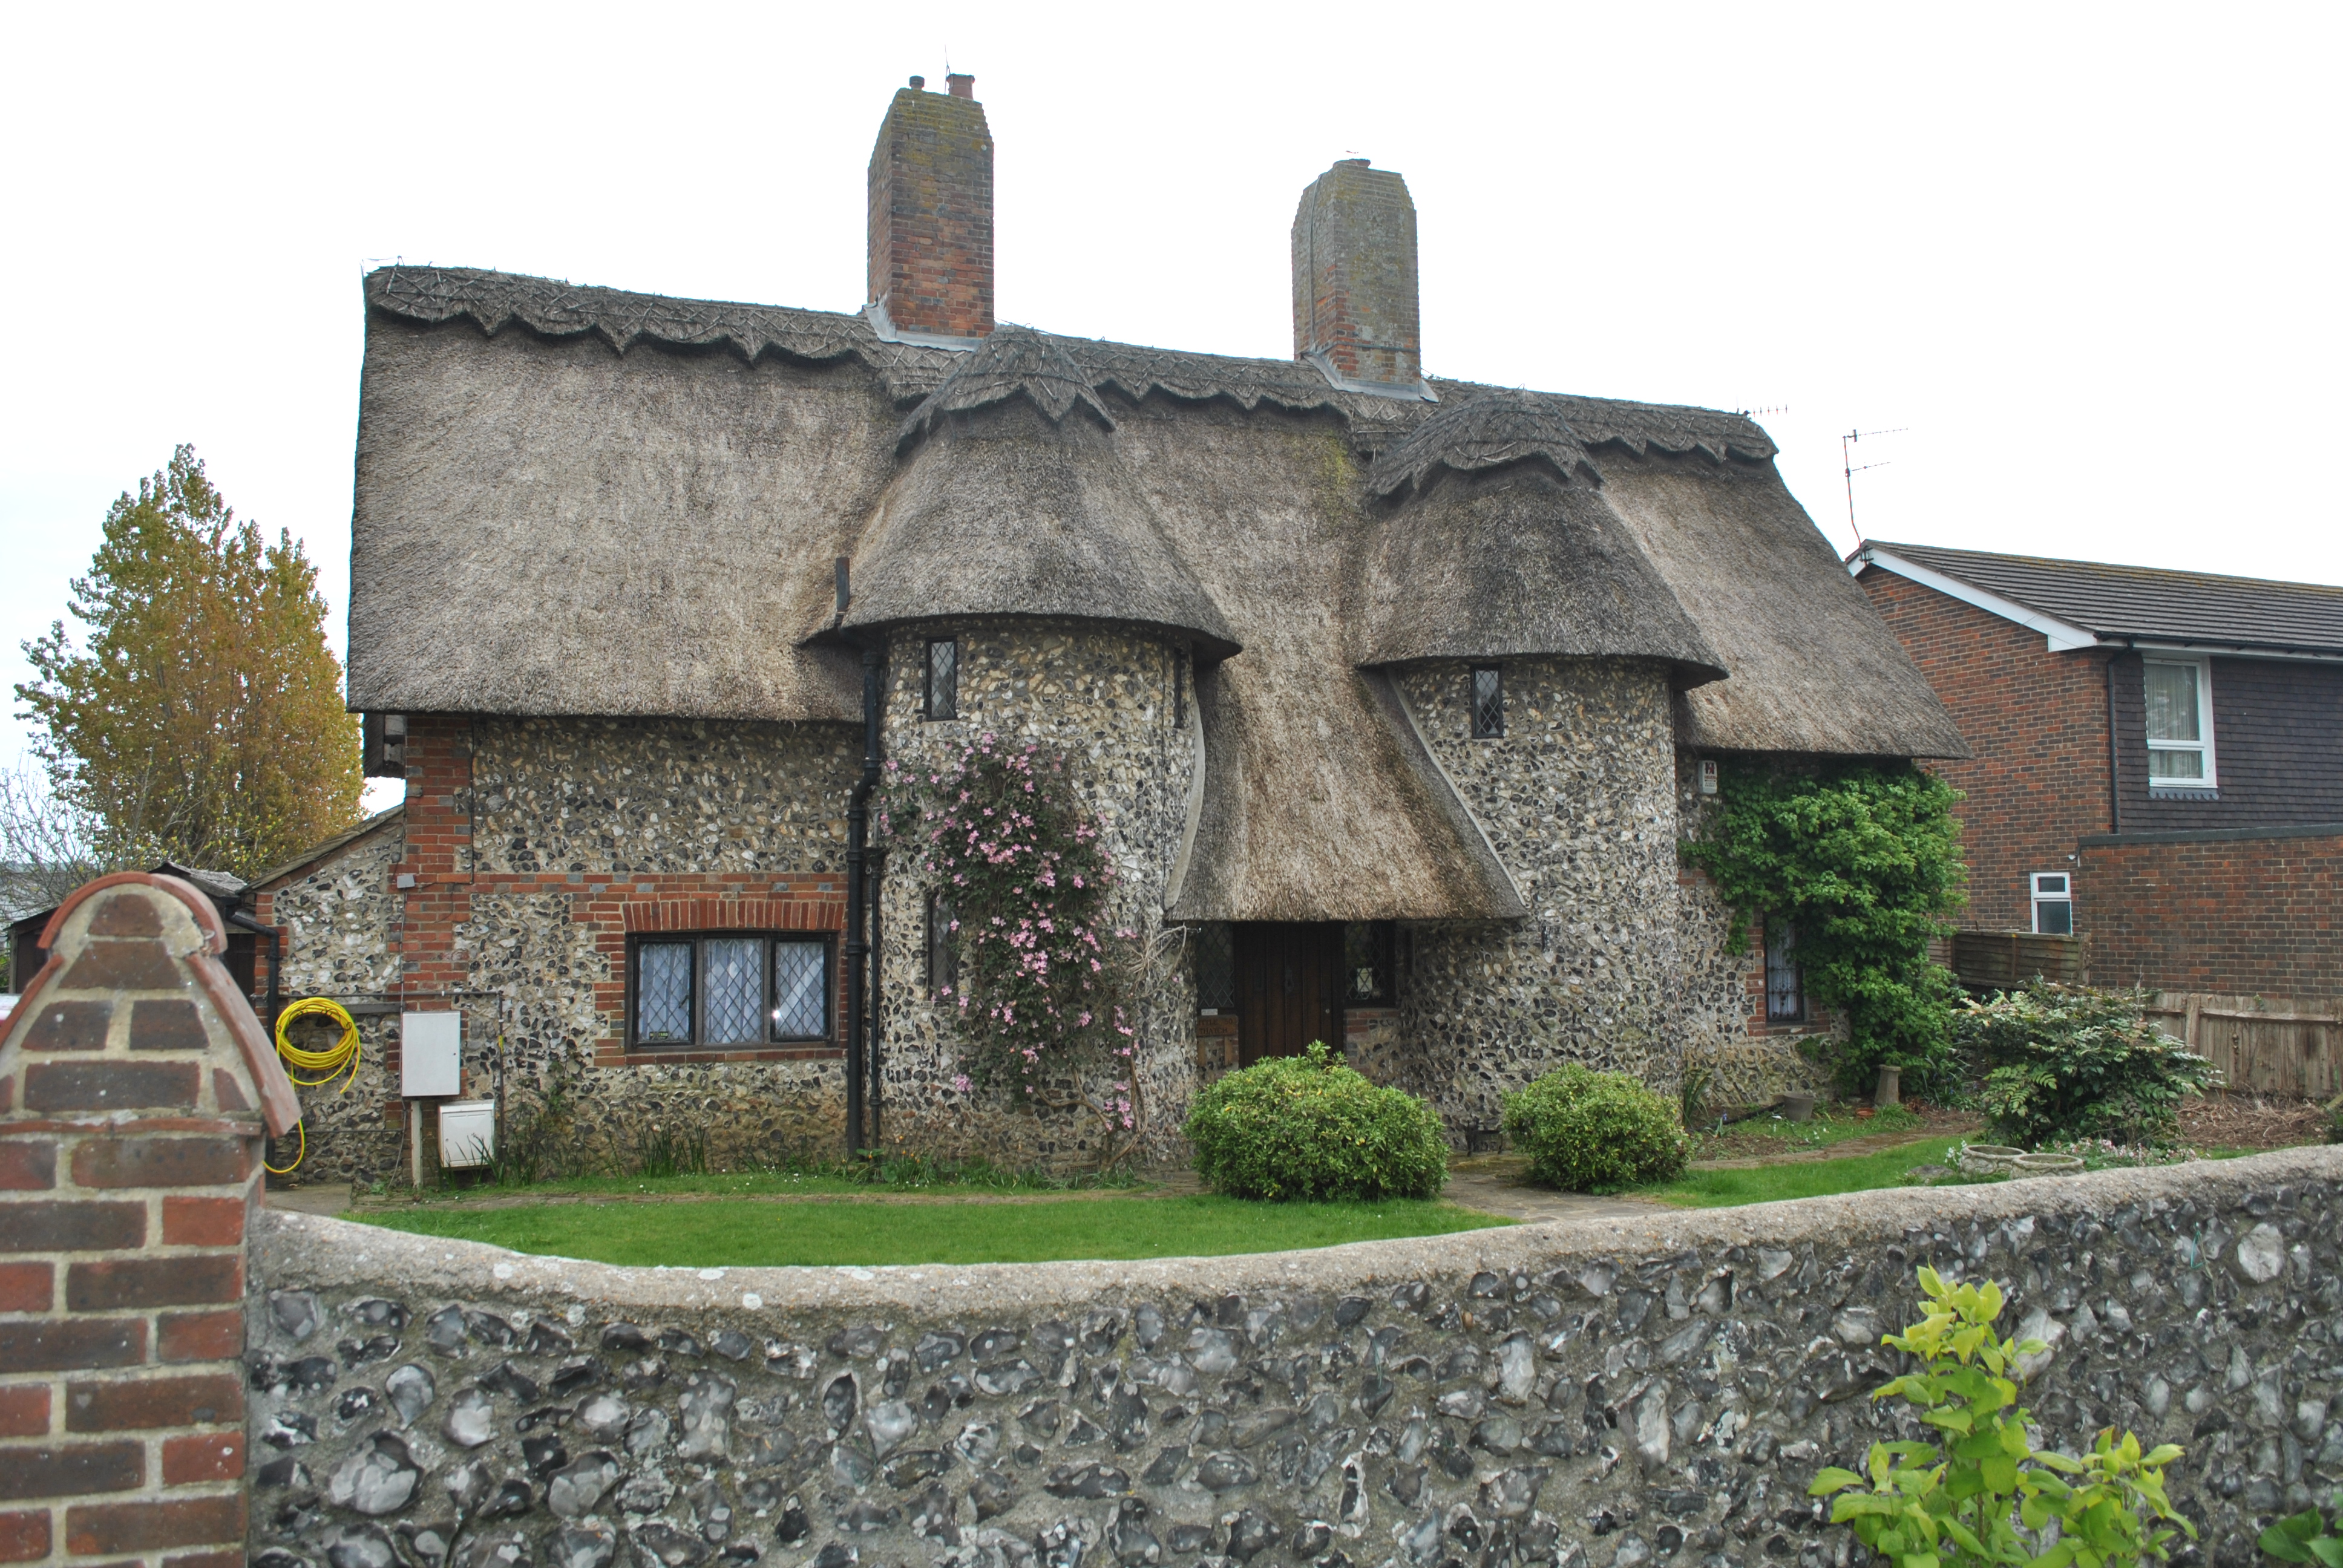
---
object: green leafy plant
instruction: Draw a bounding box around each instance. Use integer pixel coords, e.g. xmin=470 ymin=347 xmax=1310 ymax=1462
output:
xmin=1812 ymin=1267 xmax=2194 ymax=1568
xmin=637 ymin=1122 xmax=710 ymax=1180
xmin=1682 ymin=763 xmax=1967 ymax=1099
xmin=1502 ymin=1063 xmax=1688 ymax=1191
xmin=878 ymin=739 xmax=1133 ymax=1100
xmin=2262 ymin=1492 xmax=2343 ymax=1566
xmin=1184 ymin=1042 xmax=1448 ymax=1201
xmin=1951 ymin=984 xmax=2216 ymax=1146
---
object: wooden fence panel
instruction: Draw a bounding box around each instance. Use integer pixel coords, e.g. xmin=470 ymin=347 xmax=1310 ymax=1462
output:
xmin=2146 ymin=991 xmax=2342 ymax=1100
xmin=1952 ymin=931 xmax=2085 ymax=991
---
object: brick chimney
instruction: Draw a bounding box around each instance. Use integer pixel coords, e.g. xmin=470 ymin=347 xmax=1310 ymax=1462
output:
xmin=1292 ymin=158 xmax=1424 ymax=394
xmin=867 ymin=77 xmax=994 ymax=343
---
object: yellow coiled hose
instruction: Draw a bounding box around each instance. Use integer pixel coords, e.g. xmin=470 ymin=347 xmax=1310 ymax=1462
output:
xmin=265 ymin=997 xmax=361 ymax=1175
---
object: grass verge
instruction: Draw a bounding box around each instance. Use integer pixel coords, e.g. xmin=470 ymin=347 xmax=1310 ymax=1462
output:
xmin=1640 ymin=1136 xmax=1967 ymax=1207
xmin=349 ymin=1194 xmax=1510 ymax=1267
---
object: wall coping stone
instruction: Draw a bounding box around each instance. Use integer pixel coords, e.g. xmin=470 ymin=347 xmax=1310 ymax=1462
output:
xmin=256 ymin=1143 xmax=2343 ymax=1312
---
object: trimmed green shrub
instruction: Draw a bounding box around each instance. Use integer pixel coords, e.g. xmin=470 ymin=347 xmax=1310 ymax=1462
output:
xmin=1183 ymin=1042 xmax=1448 ymax=1201
xmin=1502 ymin=1065 xmax=1688 ymax=1191
xmin=1952 ymin=982 xmax=2217 ymax=1146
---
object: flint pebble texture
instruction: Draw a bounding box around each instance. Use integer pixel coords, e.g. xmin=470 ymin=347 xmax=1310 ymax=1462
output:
xmin=246 ymin=1148 xmax=2342 ymax=1568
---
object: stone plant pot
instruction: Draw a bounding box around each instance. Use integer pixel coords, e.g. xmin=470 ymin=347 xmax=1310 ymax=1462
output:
xmin=1777 ymin=1092 xmax=1817 ymax=1123
xmin=1958 ymin=1143 xmax=2025 ymax=1175
xmin=2011 ymin=1152 xmax=2086 ymax=1178
xmin=1873 ymin=1065 xmax=1901 ymax=1109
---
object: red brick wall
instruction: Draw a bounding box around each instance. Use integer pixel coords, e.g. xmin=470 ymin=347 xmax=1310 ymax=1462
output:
xmin=1857 ymin=566 xmax=2113 ymax=930
xmin=0 ymin=875 xmax=299 ymax=1568
xmin=866 ymin=87 xmax=994 ymax=339
xmin=2079 ymin=829 xmax=2343 ymax=995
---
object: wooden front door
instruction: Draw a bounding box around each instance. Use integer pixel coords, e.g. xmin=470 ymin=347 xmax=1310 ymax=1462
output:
xmin=1234 ymin=922 xmax=1345 ymax=1065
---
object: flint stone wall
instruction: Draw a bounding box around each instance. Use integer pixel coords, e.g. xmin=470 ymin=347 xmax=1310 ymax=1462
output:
xmin=244 ymin=1148 xmax=2343 ymax=1568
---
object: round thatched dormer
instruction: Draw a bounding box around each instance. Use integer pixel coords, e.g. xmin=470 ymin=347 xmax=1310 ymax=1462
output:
xmin=1354 ymin=392 xmax=1725 ymax=685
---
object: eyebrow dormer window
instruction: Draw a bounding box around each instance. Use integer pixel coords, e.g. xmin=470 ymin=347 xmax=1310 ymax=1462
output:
xmin=925 ymin=638 xmax=958 ymax=720
xmin=1470 ymin=665 xmax=1504 ymax=739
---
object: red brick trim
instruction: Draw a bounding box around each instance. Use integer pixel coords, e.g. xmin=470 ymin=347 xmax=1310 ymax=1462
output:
xmin=621 ymin=900 xmax=847 ymax=934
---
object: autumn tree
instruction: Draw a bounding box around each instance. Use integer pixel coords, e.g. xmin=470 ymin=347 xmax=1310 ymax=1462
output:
xmin=15 ymin=445 xmax=362 ymax=880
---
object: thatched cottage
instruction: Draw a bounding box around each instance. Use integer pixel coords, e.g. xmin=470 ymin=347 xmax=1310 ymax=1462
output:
xmin=269 ymin=75 xmax=1964 ymax=1181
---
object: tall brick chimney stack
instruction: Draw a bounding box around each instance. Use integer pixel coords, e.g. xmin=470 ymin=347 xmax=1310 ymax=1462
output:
xmin=867 ymin=76 xmax=994 ymax=342
xmin=1291 ymin=159 xmax=1423 ymax=392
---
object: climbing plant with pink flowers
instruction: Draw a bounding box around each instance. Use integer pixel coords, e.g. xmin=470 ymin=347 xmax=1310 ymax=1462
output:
xmin=879 ymin=738 xmax=1135 ymax=1102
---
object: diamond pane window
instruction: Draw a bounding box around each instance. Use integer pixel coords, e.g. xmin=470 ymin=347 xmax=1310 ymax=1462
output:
xmin=1195 ymin=923 xmax=1235 ymax=1012
xmin=703 ymin=937 xmax=764 ymax=1044
xmin=637 ymin=942 xmax=693 ymax=1043
xmin=926 ymin=638 xmax=959 ymax=720
xmin=1470 ymin=665 xmax=1504 ymax=739
xmin=773 ymin=940 xmax=829 ymax=1040
xmin=1344 ymin=921 xmax=1395 ymax=1004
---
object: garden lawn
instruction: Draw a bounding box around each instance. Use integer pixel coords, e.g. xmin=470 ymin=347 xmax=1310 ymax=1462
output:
xmin=350 ymin=1194 xmax=1509 ymax=1267
xmin=1639 ymin=1136 xmax=1966 ymax=1207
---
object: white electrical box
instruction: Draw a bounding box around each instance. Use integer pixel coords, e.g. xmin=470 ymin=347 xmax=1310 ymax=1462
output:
xmin=401 ymin=1011 xmax=462 ymax=1098
xmin=438 ymin=1099 xmax=496 ymax=1169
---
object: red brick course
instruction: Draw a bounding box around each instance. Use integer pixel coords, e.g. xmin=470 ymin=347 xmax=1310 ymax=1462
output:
xmin=0 ymin=1388 xmax=51 ymax=1438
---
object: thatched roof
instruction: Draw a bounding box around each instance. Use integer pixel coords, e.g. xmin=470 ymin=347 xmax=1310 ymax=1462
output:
xmin=845 ymin=329 xmax=1239 ymax=656
xmin=1354 ymin=395 xmax=1725 ymax=679
xmin=351 ymin=265 xmax=1964 ymax=919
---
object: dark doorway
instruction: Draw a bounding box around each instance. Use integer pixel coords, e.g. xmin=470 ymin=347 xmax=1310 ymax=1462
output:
xmin=1233 ymin=922 xmax=1344 ymax=1065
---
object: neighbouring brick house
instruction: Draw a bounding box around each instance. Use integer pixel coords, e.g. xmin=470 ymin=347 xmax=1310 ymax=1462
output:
xmin=254 ymin=76 xmax=1964 ymax=1182
xmin=1854 ymin=540 xmax=2343 ymax=999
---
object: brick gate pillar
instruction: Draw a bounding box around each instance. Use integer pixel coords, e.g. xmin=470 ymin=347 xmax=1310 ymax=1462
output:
xmin=0 ymin=874 xmax=299 ymax=1568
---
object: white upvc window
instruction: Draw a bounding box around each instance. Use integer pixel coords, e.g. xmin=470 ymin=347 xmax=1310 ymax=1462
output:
xmin=2030 ymin=872 xmax=2073 ymax=936
xmin=2143 ymin=656 xmax=2217 ymax=789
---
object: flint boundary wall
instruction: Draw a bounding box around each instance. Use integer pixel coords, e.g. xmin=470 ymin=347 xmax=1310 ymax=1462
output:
xmin=246 ymin=1149 xmax=2343 ymax=1568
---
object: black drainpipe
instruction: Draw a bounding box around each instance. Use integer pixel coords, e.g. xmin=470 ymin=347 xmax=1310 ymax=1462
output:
xmin=843 ymin=642 xmax=883 ymax=1158
xmin=228 ymin=908 xmax=282 ymax=1034
xmin=2103 ymin=651 xmax=2123 ymax=835
xmin=869 ymin=838 xmax=885 ymax=1152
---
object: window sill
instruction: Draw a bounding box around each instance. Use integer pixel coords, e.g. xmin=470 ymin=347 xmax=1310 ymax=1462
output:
xmin=606 ymin=1041 xmax=844 ymax=1065
xmin=2147 ymin=786 xmax=2219 ymax=802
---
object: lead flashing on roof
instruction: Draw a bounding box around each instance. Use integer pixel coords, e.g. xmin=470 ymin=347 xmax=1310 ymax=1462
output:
xmin=865 ymin=299 xmax=983 ymax=353
xmin=1303 ymin=350 xmax=1439 ymax=403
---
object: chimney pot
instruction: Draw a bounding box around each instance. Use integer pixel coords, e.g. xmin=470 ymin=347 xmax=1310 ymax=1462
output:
xmin=868 ymin=82 xmax=995 ymax=339
xmin=908 ymin=74 xmax=925 ymax=88
xmin=946 ymin=72 xmax=975 ymax=98
xmin=1291 ymin=160 xmax=1422 ymax=390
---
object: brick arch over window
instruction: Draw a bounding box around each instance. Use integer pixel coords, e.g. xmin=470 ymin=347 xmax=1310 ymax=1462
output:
xmin=621 ymin=899 xmax=845 ymax=935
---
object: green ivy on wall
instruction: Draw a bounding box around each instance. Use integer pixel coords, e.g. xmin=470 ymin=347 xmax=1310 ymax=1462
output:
xmin=1682 ymin=762 xmax=1968 ymax=1097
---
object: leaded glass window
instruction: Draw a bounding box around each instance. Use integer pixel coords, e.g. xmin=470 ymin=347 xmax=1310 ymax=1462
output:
xmin=703 ymin=937 xmax=764 ymax=1044
xmin=926 ymin=638 xmax=959 ymax=720
xmin=1344 ymin=921 xmax=1395 ymax=1004
xmin=628 ymin=933 xmax=833 ymax=1048
xmin=772 ymin=941 xmax=829 ymax=1039
xmin=927 ymin=892 xmax=959 ymax=999
xmin=1470 ymin=665 xmax=1504 ymax=739
xmin=1194 ymin=923 xmax=1235 ymax=1012
xmin=1765 ymin=920 xmax=1803 ymax=1024
xmin=636 ymin=942 xmax=693 ymax=1044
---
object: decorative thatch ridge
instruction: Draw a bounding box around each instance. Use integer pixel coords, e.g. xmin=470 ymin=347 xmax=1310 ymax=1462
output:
xmin=896 ymin=325 xmax=1116 ymax=449
xmin=367 ymin=265 xmax=891 ymax=367
xmin=1368 ymin=391 xmax=1601 ymax=496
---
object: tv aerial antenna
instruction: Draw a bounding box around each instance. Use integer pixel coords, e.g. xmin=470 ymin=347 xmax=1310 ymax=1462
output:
xmin=1842 ymin=426 xmax=1907 ymax=544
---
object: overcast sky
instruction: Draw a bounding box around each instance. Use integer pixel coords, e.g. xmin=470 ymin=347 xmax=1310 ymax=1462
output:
xmin=5 ymin=1 xmax=2336 ymax=811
